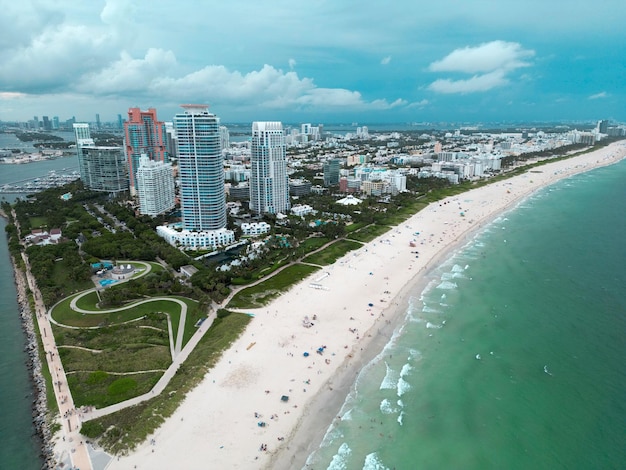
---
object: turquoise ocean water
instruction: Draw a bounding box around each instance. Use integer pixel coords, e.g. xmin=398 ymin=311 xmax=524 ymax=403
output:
xmin=306 ymin=159 xmax=626 ymax=469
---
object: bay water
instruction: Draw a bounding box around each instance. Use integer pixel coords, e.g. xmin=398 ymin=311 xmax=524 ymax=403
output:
xmin=306 ymin=159 xmax=626 ymax=469
xmin=0 ymin=153 xmax=77 ymax=469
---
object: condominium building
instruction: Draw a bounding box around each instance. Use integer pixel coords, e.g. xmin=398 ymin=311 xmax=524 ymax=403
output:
xmin=136 ymin=155 xmax=175 ymax=216
xmin=250 ymin=121 xmax=290 ymax=215
xmin=124 ymin=108 xmax=168 ymax=193
xmin=77 ymin=146 xmax=129 ymax=194
xmin=74 ymin=122 xmax=128 ymax=194
xmin=174 ymin=105 xmax=227 ymax=231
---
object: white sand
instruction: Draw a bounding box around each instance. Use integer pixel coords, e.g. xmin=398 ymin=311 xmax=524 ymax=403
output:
xmin=108 ymin=141 xmax=626 ymax=470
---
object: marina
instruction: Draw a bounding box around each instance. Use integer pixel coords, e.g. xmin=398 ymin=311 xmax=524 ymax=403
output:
xmin=0 ymin=168 xmax=80 ymax=193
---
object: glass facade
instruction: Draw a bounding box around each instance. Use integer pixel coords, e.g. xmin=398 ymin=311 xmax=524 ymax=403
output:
xmin=174 ymin=105 xmax=227 ymax=231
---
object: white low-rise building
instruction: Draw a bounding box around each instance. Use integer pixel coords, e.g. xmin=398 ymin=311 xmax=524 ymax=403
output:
xmin=157 ymin=224 xmax=235 ymax=250
xmin=241 ymin=222 xmax=271 ymax=236
xmin=291 ymin=204 xmax=314 ymax=217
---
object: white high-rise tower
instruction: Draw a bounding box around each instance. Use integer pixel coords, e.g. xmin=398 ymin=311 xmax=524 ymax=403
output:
xmin=250 ymin=122 xmax=290 ymax=215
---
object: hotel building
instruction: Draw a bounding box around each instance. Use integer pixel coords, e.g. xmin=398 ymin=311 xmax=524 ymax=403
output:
xmin=136 ymin=155 xmax=175 ymax=216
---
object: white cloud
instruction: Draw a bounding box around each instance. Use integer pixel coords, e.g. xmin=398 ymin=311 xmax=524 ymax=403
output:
xmin=588 ymin=91 xmax=608 ymax=100
xmin=0 ymin=92 xmax=27 ymax=99
xmin=407 ymin=99 xmax=429 ymax=108
xmin=428 ymin=70 xmax=509 ymax=94
xmin=381 ymin=56 xmax=392 ymax=65
xmin=427 ymin=41 xmax=533 ymax=94
xmin=429 ymin=41 xmax=534 ymax=74
xmin=288 ymin=58 xmax=297 ymax=70
xmin=78 ymin=49 xmax=177 ymax=95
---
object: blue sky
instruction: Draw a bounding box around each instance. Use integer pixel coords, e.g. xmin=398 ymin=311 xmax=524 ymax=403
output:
xmin=0 ymin=0 xmax=624 ymax=125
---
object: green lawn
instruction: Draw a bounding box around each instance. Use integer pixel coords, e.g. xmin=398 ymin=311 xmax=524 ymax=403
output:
xmin=302 ymin=239 xmax=363 ymax=266
xmin=80 ymin=312 xmax=252 ymax=454
xmin=227 ymin=264 xmax=320 ymax=309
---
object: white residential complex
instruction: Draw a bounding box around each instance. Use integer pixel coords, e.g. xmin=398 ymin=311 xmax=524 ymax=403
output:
xmin=157 ymin=105 xmax=234 ymax=250
xmin=250 ymin=121 xmax=290 ymax=215
xmin=136 ymin=155 xmax=175 ymax=216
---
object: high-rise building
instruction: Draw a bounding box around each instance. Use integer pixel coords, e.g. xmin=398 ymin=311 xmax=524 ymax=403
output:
xmin=95 ymin=113 xmax=101 ymax=130
xmin=174 ymin=105 xmax=227 ymax=231
xmin=323 ymin=158 xmax=341 ymax=186
xmin=250 ymin=121 xmax=290 ymax=215
xmin=219 ymin=125 xmax=230 ymax=151
xmin=74 ymin=123 xmax=128 ymax=193
xmin=52 ymin=116 xmax=60 ymax=130
xmin=598 ymin=120 xmax=609 ymax=134
xmin=123 ymin=108 xmax=168 ymax=194
xmin=117 ymin=114 xmax=123 ymax=129
xmin=73 ymin=123 xmax=93 ymax=145
xmin=136 ymin=155 xmax=175 ymax=216
xmin=42 ymin=116 xmax=51 ymax=131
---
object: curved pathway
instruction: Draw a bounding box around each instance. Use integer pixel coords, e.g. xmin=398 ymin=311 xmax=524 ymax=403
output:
xmin=64 ymin=293 xmax=189 ymax=358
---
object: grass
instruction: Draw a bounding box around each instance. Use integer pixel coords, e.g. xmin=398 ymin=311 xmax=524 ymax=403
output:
xmin=68 ymin=371 xmax=162 ymax=409
xmin=302 ymin=239 xmax=363 ymax=266
xmin=297 ymin=236 xmax=331 ymax=252
xmin=80 ymin=312 xmax=251 ymax=454
xmin=227 ymin=264 xmax=320 ymax=309
xmin=348 ymin=224 xmax=393 ymax=243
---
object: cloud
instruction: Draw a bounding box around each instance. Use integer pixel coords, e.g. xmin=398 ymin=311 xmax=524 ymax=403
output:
xmin=588 ymin=91 xmax=608 ymax=100
xmin=0 ymin=92 xmax=27 ymax=100
xmin=78 ymin=49 xmax=178 ymax=95
xmin=288 ymin=58 xmax=297 ymax=70
xmin=381 ymin=56 xmax=391 ymax=65
xmin=427 ymin=41 xmax=534 ymax=94
xmin=429 ymin=70 xmax=509 ymax=94
xmin=429 ymin=41 xmax=534 ymax=74
xmin=407 ymin=99 xmax=429 ymax=108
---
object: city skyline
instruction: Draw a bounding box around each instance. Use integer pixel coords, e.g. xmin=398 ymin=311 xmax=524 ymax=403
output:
xmin=0 ymin=1 xmax=624 ymax=124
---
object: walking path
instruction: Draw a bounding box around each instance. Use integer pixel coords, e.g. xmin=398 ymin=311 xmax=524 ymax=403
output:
xmin=22 ymin=252 xmax=93 ymax=470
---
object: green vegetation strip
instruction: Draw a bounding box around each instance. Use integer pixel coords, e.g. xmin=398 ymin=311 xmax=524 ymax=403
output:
xmin=302 ymin=239 xmax=363 ymax=266
xmin=349 ymin=224 xmax=393 ymax=243
xmin=227 ymin=264 xmax=320 ymax=309
xmin=80 ymin=312 xmax=251 ymax=454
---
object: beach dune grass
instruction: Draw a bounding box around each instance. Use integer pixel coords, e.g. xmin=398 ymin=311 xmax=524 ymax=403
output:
xmin=67 ymin=370 xmax=161 ymax=408
xmin=348 ymin=223 xmax=392 ymax=242
xmin=227 ymin=264 xmax=319 ymax=309
xmin=302 ymin=239 xmax=363 ymax=266
xmin=80 ymin=312 xmax=251 ymax=454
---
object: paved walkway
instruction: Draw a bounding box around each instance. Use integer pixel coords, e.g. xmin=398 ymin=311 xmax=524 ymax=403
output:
xmin=22 ymin=253 xmax=93 ymax=470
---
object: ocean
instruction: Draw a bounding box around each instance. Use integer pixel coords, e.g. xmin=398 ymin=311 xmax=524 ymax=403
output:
xmin=305 ymin=159 xmax=626 ymax=469
xmin=0 ymin=155 xmax=78 ymax=469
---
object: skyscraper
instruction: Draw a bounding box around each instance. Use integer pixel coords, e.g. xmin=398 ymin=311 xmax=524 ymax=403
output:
xmin=174 ymin=105 xmax=226 ymax=231
xmin=136 ymin=155 xmax=175 ymax=216
xmin=74 ymin=123 xmax=128 ymax=194
xmin=323 ymin=158 xmax=341 ymax=186
xmin=250 ymin=121 xmax=290 ymax=215
xmin=123 ymin=108 xmax=168 ymax=193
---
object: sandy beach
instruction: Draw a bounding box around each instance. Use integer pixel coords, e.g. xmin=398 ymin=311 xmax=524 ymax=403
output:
xmin=108 ymin=141 xmax=626 ymax=470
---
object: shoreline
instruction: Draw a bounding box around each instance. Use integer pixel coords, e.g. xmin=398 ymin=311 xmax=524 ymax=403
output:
xmin=108 ymin=140 xmax=626 ymax=470
xmin=9 ymin=252 xmax=55 ymax=468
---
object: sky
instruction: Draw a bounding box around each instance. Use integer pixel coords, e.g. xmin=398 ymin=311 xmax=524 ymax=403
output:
xmin=0 ymin=0 xmax=624 ymax=125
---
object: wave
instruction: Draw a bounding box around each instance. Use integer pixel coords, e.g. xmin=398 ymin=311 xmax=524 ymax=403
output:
xmin=327 ymin=442 xmax=352 ymax=470
xmin=380 ymin=398 xmax=398 ymax=415
xmin=379 ymin=363 xmax=399 ymax=390
xmin=363 ymin=452 xmax=390 ymax=470
xmin=397 ymin=377 xmax=411 ymax=397
xmin=436 ymin=281 xmax=458 ymax=290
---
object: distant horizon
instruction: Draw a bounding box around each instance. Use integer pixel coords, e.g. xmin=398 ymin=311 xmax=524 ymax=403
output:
xmin=1 ymin=2 xmax=624 ymax=125
xmin=0 ymin=117 xmax=616 ymax=131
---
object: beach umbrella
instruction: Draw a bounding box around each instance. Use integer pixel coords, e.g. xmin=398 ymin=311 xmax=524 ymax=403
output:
xmin=303 ymin=352 xmax=309 ymax=357
xmin=368 ymin=302 xmax=374 ymax=307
